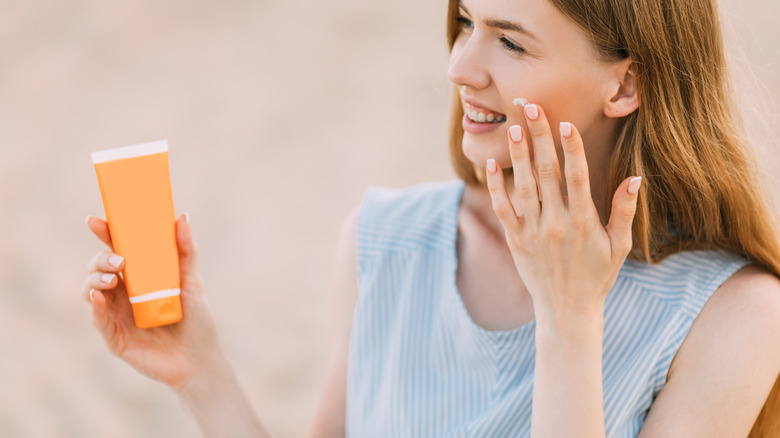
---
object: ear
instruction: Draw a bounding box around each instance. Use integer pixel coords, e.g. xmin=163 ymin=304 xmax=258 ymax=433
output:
xmin=603 ymin=59 xmax=640 ymax=118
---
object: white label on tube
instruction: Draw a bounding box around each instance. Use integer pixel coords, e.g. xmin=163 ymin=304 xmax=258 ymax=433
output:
xmin=128 ymin=288 xmax=181 ymax=304
xmin=92 ymin=140 xmax=169 ymax=164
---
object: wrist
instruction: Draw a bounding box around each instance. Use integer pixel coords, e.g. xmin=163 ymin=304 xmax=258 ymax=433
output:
xmin=172 ymin=351 xmax=272 ymax=438
xmin=173 ymin=349 xmax=235 ymax=402
xmin=533 ymin=302 xmax=604 ymax=341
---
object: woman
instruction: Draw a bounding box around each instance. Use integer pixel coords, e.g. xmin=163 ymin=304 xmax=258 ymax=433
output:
xmin=82 ymin=0 xmax=780 ymax=436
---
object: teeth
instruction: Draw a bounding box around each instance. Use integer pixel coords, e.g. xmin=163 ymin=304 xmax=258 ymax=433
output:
xmin=467 ymin=110 xmax=507 ymax=124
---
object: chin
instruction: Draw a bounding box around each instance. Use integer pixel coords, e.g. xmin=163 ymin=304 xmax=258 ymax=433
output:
xmin=461 ymin=134 xmax=511 ymax=170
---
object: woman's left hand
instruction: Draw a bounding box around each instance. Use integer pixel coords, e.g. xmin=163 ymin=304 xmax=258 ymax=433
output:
xmin=485 ymin=103 xmax=642 ymax=330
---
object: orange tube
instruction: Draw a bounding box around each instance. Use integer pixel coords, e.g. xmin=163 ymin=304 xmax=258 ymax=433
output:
xmin=92 ymin=140 xmax=183 ymax=328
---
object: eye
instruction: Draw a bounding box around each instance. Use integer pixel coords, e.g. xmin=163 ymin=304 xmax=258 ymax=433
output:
xmin=455 ymin=15 xmax=473 ymax=31
xmin=500 ymin=36 xmax=526 ymax=54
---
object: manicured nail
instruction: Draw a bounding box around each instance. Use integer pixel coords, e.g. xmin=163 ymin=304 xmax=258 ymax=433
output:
xmin=108 ymin=254 xmax=124 ymax=268
xmin=509 ymin=125 xmax=523 ymax=142
xmin=628 ymin=177 xmax=642 ymax=195
xmin=560 ymin=122 xmax=572 ymax=138
xmin=89 ymin=289 xmax=95 ymax=302
xmin=101 ymin=273 xmax=115 ymax=284
xmin=525 ymin=104 xmax=539 ymax=120
xmin=85 ymin=216 xmax=91 ymax=226
xmin=487 ymin=159 xmax=497 ymax=174
xmin=184 ymin=212 xmax=190 ymax=224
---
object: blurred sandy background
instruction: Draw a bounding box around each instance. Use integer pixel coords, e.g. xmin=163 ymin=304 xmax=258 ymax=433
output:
xmin=0 ymin=0 xmax=777 ymax=437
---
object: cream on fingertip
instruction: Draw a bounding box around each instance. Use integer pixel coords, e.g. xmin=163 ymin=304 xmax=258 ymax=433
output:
xmin=513 ymin=97 xmax=529 ymax=107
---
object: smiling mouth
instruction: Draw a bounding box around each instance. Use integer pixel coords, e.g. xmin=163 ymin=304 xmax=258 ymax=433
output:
xmin=465 ymin=104 xmax=507 ymax=124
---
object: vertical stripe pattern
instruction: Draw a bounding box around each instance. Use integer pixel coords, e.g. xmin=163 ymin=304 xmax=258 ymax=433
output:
xmin=346 ymin=180 xmax=752 ymax=437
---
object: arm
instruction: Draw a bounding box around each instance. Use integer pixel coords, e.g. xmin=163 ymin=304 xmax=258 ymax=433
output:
xmin=84 ymin=215 xmax=271 ymax=437
xmin=484 ymin=104 xmax=641 ymax=437
xmin=307 ymin=207 xmax=360 ymax=438
xmin=638 ymin=265 xmax=780 ymax=437
xmin=174 ymin=354 xmax=272 ymax=438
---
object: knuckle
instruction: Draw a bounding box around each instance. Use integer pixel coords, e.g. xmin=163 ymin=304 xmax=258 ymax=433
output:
xmin=613 ymin=240 xmax=633 ymax=259
xmin=566 ymin=167 xmax=589 ymax=186
xmin=570 ymin=213 xmax=590 ymax=230
xmin=96 ymin=251 xmax=112 ymax=269
xmin=493 ymin=199 xmax=516 ymax=220
xmin=542 ymin=223 xmax=564 ymax=242
xmin=529 ymin=124 xmax=547 ymax=137
xmin=86 ymin=253 xmax=102 ymax=273
xmin=509 ymin=144 xmax=526 ymax=161
xmin=537 ymin=161 xmax=558 ymax=180
xmin=620 ymin=204 xmax=637 ymax=218
xmin=89 ymin=272 xmax=102 ymax=286
xmin=516 ymin=182 xmax=538 ymax=200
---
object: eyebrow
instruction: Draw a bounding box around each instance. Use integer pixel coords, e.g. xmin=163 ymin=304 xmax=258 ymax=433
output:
xmin=459 ymin=2 xmax=540 ymax=42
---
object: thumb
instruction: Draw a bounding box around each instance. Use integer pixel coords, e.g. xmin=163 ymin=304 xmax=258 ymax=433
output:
xmin=605 ymin=176 xmax=642 ymax=258
xmin=175 ymin=213 xmax=202 ymax=291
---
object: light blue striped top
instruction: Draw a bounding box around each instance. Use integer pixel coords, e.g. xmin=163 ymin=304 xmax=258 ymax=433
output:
xmin=346 ymin=180 xmax=753 ymax=437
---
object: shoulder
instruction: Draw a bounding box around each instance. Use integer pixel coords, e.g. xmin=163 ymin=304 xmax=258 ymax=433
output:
xmin=357 ymin=180 xmax=464 ymax=254
xmin=639 ymin=263 xmax=780 ymax=437
xmin=360 ymin=180 xmax=464 ymax=220
xmin=619 ymin=250 xmax=754 ymax=311
xmin=674 ymin=263 xmax=780 ymax=370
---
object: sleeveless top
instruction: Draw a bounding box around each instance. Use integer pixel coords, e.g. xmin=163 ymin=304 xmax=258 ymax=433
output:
xmin=346 ymin=180 xmax=753 ymax=437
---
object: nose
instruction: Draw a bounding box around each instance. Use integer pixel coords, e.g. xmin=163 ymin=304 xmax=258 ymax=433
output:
xmin=447 ymin=34 xmax=491 ymax=90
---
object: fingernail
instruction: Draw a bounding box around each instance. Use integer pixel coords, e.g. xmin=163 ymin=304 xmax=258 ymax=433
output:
xmin=101 ymin=273 xmax=115 ymax=284
xmin=560 ymin=122 xmax=572 ymax=138
xmin=89 ymin=289 xmax=95 ymax=302
xmin=509 ymin=125 xmax=523 ymax=142
xmin=628 ymin=177 xmax=642 ymax=195
xmin=108 ymin=254 xmax=124 ymax=268
xmin=487 ymin=159 xmax=497 ymax=174
xmin=85 ymin=216 xmax=91 ymax=226
xmin=525 ymin=104 xmax=539 ymax=120
xmin=184 ymin=212 xmax=190 ymax=224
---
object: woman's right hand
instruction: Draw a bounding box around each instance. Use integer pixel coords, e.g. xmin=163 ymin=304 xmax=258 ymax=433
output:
xmin=81 ymin=214 xmax=226 ymax=392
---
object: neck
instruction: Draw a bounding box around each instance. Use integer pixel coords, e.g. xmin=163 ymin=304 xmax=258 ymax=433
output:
xmin=463 ymin=153 xmax=612 ymax=237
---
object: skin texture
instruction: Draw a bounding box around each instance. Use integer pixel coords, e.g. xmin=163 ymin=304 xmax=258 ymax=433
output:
xmin=82 ymin=0 xmax=780 ymax=436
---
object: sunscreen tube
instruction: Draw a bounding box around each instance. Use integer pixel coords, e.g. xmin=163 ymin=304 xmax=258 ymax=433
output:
xmin=92 ymin=140 xmax=183 ymax=328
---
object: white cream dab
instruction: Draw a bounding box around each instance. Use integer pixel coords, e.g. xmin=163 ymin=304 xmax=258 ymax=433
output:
xmin=513 ymin=97 xmax=529 ymax=107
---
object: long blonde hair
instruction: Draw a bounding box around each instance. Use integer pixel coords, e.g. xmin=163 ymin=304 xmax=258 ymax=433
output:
xmin=446 ymin=0 xmax=780 ymax=434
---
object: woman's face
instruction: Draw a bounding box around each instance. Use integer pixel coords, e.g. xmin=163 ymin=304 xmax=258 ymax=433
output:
xmin=448 ymin=0 xmax=618 ymax=170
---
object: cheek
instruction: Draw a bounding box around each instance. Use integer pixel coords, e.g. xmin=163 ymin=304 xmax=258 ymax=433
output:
xmin=504 ymin=69 xmax=602 ymax=135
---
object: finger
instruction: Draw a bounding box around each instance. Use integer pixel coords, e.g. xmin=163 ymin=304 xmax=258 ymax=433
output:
xmin=82 ymin=272 xmax=120 ymax=302
xmin=176 ymin=213 xmax=203 ymax=295
xmin=486 ymin=159 xmax=521 ymax=231
xmin=508 ymin=125 xmax=540 ymax=225
xmin=91 ymin=290 xmax=118 ymax=346
xmin=560 ymin=122 xmax=596 ymax=217
xmin=605 ymin=176 xmax=642 ymax=260
xmin=86 ymin=216 xmax=114 ymax=250
xmin=524 ymin=104 xmax=564 ymax=214
xmin=86 ymin=250 xmax=125 ymax=275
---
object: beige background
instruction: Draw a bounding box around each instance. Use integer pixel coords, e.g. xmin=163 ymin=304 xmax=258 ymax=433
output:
xmin=0 ymin=1 xmax=777 ymax=437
